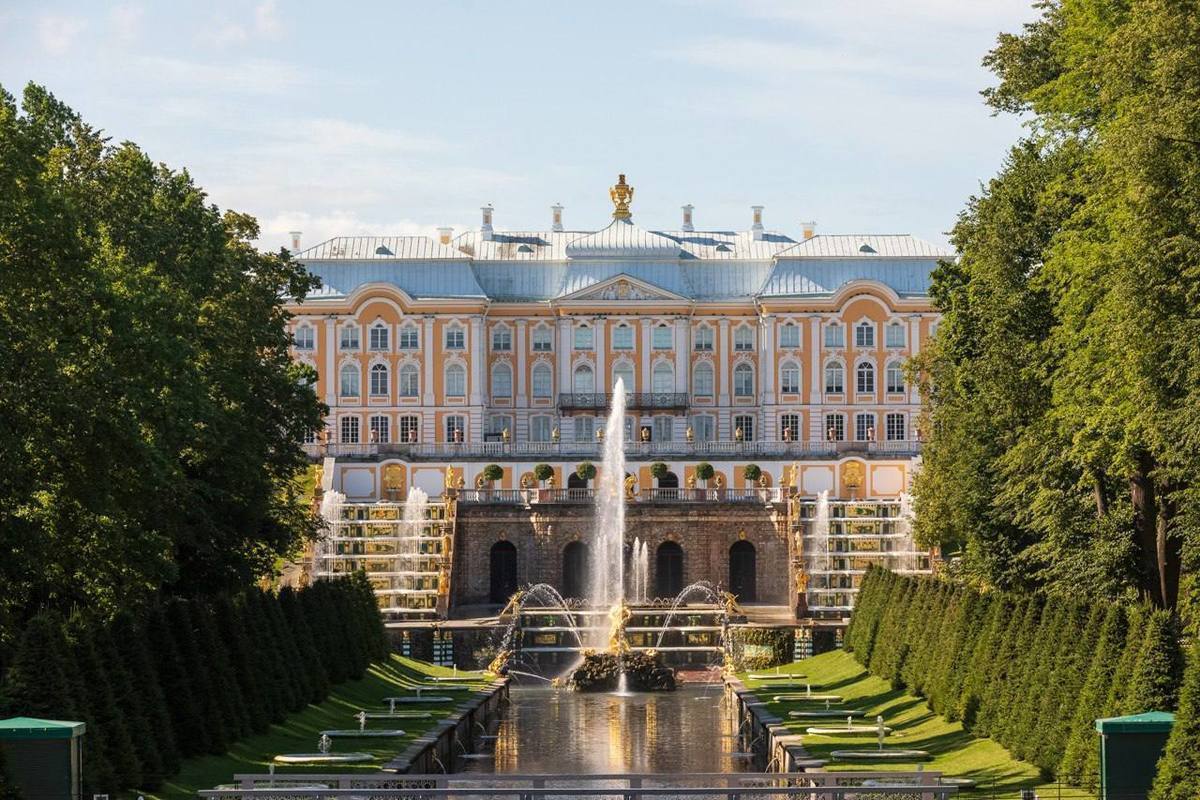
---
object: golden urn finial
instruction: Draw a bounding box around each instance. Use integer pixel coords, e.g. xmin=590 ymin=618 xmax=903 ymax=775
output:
xmin=609 ymin=173 xmax=634 ymax=220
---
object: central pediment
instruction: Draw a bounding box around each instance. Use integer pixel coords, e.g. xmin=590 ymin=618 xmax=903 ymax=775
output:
xmin=565 ymin=219 xmax=683 ymax=260
xmin=560 ymin=274 xmax=687 ymax=303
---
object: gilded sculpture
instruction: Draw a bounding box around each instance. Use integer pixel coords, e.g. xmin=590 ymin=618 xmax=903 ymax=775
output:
xmin=609 ymin=173 xmax=634 ymax=219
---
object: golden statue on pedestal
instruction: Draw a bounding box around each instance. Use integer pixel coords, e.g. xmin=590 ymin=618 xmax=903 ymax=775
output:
xmin=609 ymin=174 xmax=634 ymax=220
xmin=624 ymin=474 xmax=638 ymax=500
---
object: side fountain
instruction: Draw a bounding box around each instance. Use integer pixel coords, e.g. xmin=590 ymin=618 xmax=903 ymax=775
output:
xmin=273 ymin=734 xmax=372 ymax=765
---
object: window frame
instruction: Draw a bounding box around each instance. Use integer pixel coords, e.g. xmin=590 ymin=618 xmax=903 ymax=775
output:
xmin=886 ymin=360 xmax=905 ymax=394
xmin=339 ymin=363 xmax=360 ymax=397
xmin=445 ymin=363 xmax=467 ymax=397
xmin=399 ymin=363 xmax=420 ymax=398
xmin=612 ymin=324 xmax=634 ymax=350
xmin=779 ymin=322 xmax=800 ymax=349
xmin=369 ymin=362 xmax=389 ymax=397
xmin=573 ymin=325 xmax=593 ymax=351
xmin=652 ymin=324 xmax=673 ymax=350
xmin=856 ymin=361 xmax=875 ymax=394
xmin=340 ymin=415 xmax=360 ymax=444
xmin=824 ymin=361 xmax=844 ymax=395
xmin=693 ymin=325 xmax=714 ymax=352
xmin=369 ymin=414 xmax=390 ymax=443
xmin=733 ymin=324 xmax=755 ymax=352
xmin=531 ymin=325 xmax=553 ymax=352
xmin=294 ymin=324 xmax=315 ymax=351
xmin=368 ymin=323 xmax=390 ymax=352
xmin=491 ymin=326 xmax=512 ymax=352
xmin=854 ymin=321 xmax=876 ymax=349
xmin=780 ymin=360 xmax=801 ymax=394
xmin=339 ymin=324 xmax=360 ymax=351
xmin=491 ymin=362 xmax=513 ymax=399
xmin=532 ymin=364 xmax=553 ymax=398
xmin=444 ymin=324 xmax=465 ymax=351
xmin=398 ymin=324 xmax=419 ymax=350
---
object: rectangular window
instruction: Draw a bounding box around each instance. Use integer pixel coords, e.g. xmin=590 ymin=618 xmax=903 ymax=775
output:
xmin=855 ymin=413 xmax=875 ymax=441
xmin=653 ymin=416 xmax=673 ymax=442
xmin=781 ymin=364 xmax=800 ymax=394
xmin=485 ymin=415 xmax=511 ymax=440
xmin=887 ymin=363 xmax=905 ymax=394
xmin=532 ymin=326 xmax=553 ymax=351
xmin=573 ymin=416 xmax=595 ymax=443
xmin=734 ymin=365 xmax=754 ymax=397
xmin=530 ymin=416 xmax=554 ymax=442
xmin=652 ymin=325 xmax=672 ymax=349
xmin=824 ymin=414 xmax=845 ymax=441
xmin=886 ymin=413 xmax=906 ymax=441
xmin=781 ymin=414 xmax=800 ymax=441
xmin=734 ymin=415 xmax=755 ymax=441
xmin=340 ymin=326 xmax=360 ymax=350
xmin=824 ymin=324 xmax=844 ymax=348
xmin=369 ymin=415 xmax=390 ymax=444
xmin=340 ymin=416 xmax=360 ymax=444
xmin=612 ymin=326 xmax=634 ymax=350
xmin=690 ymin=415 xmax=715 ymax=442
xmin=445 ymin=415 xmax=465 ymax=442
xmin=294 ymin=326 xmax=314 ymax=350
xmin=532 ymin=366 xmax=553 ymax=398
xmin=855 ymin=322 xmax=875 ymax=348
xmin=574 ymin=326 xmax=593 ymax=350
xmin=734 ymin=326 xmax=754 ymax=351
xmin=399 ymin=366 xmax=419 ymax=397
xmin=779 ymin=323 xmax=800 ymax=348
xmin=444 ymin=326 xmax=465 ymax=350
xmin=399 ymin=325 xmax=419 ymax=349
xmin=885 ymin=323 xmax=906 ymax=348
xmin=491 ymin=327 xmax=512 ymax=351
xmin=693 ymin=326 xmax=713 ymax=351
xmin=398 ymin=415 xmax=419 ymax=443
xmin=369 ymin=326 xmax=389 ymax=351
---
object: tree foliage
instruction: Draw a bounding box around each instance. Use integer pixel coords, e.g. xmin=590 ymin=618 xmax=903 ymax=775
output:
xmin=0 ymin=83 xmax=324 ymax=652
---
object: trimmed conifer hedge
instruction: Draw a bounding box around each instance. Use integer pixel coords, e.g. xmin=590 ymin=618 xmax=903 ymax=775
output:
xmin=845 ymin=566 xmax=1183 ymax=785
xmin=0 ymin=575 xmax=388 ymax=797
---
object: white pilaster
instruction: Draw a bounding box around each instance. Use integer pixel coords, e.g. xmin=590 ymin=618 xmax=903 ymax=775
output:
xmin=717 ymin=319 xmax=731 ymax=406
xmin=557 ymin=317 xmax=572 ymax=394
xmin=674 ymin=318 xmax=690 ymax=393
xmin=422 ymin=316 xmax=436 ymax=406
xmin=639 ymin=319 xmax=652 ymax=392
xmin=515 ymin=320 xmax=528 ymax=406
xmin=324 ymin=315 xmax=337 ymax=407
xmin=595 ymin=317 xmax=606 ymax=394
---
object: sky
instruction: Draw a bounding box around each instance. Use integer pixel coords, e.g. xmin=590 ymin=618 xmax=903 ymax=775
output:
xmin=0 ymin=1 xmax=1037 ymax=251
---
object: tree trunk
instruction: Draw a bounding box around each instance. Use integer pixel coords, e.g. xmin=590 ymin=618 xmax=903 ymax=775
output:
xmin=1156 ymin=489 xmax=1181 ymax=611
xmin=1130 ymin=455 xmax=1163 ymax=607
xmin=1091 ymin=469 xmax=1109 ymax=518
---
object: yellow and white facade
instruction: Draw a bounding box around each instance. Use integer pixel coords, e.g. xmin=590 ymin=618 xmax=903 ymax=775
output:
xmin=288 ymin=176 xmax=945 ymax=503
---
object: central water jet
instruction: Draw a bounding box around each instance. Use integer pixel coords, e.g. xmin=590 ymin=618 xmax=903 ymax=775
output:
xmin=589 ymin=377 xmax=627 ymax=615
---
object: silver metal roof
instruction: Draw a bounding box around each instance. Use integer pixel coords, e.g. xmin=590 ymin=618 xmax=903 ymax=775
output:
xmin=564 ymin=220 xmax=683 ymax=260
xmin=296 ymin=236 xmax=465 ymax=261
xmin=758 ymin=258 xmax=937 ymax=298
xmin=302 ymin=260 xmax=486 ymax=300
xmin=776 ymin=234 xmax=951 ymax=259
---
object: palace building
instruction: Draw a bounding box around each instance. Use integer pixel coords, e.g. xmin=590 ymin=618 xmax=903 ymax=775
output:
xmin=293 ymin=176 xmax=942 ymax=631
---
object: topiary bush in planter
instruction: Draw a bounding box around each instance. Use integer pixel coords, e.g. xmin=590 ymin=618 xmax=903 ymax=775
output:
xmin=575 ymin=462 xmax=596 ymax=482
xmin=533 ymin=463 xmax=554 ymax=484
xmin=481 ymin=464 xmax=504 ymax=483
xmin=743 ymin=463 xmax=762 ymax=482
xmin=650 ymin=462 xmax=670 ymax=480
xmin=694 ymin=462 xmax=715 ymax=482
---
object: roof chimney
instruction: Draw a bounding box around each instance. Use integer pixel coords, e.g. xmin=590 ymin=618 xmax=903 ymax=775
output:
xmin=681 ymin=204 xmax=694 ymax=232
xmin=551 ymin=204 xmax=564 ymax=232
xmin=437 ymin=226 xmax=454 ymax=245
xmin=800 ymin=220 xmax=816 ymax=240
xmin=751 ymin=205 xmax=764 ymax=241
xmin=481 ymin=204 xmax=494 ymax=241
xmin=289 ymin=231 xmax=302 ymax=251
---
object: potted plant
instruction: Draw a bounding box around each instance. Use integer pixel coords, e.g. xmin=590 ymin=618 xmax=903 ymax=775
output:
xmin=650 ymin=462 xmax=669 ymax=482
xmin=534 ymin=463 xmax=554 ymax=502
xmin=575 ymin=462 xmax=596 ymax=492
xmin=742 ymin=463 xmax=762 ymax=483
xmin=482 ymin=463 xmax=504 ymax=499
xmin=694 ymin=462 xmax=714 ymax=499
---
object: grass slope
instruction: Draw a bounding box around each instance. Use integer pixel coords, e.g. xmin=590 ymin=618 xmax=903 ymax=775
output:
xmin=742 ymin=650 xmax=1082 ymax=797
xmin=144 ymin=655 xmax=491 ymax=800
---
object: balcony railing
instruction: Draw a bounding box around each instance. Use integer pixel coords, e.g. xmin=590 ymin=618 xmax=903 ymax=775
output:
xmin=304 ymin=440 xmax=923 ymax=460
xmin=557 ymin=392 xmax=690 ymax=411
xmin=455 ymin=487 xmax=781 ymax=505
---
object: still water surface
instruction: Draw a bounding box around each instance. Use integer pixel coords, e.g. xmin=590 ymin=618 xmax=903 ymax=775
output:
xmin=461 ymin=685 xmax=748 ymax=774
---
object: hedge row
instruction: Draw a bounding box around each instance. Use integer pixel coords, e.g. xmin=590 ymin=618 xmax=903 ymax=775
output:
xmin=1150 ymin=635 xmax=1200 ymax=800
xmin=0 ymin=574 xmax=387 ymax=797
xmin=844 ymin=566 xmax=1183 ymax=788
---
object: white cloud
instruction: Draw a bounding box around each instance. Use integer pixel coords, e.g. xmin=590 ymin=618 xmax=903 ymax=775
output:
xmin=132 ymin=55 xmax=305 ymax=95
xmin=254 ymin=0 xmax=283 ymax=39
xmin=201 ymin=1 xmax=284 ymax=48
xmin=36 ymin=14 xmax=86 ymax=55
xmin=109 ymin=4 xmax=143 ymax=44
xmin=258 ymin=212 xmax=472 ymax=252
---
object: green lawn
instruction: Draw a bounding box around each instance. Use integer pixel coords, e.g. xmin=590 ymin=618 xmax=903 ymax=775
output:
xmin=144 ymin=655 xmax=493 ymax=800
xmin=741 ymin=651 xmax=1088 ymax=798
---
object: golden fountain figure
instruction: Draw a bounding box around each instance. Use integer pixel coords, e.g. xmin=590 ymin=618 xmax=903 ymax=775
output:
xmin=607 ymin=600 xmax=632 ymax=654
xmin=609 ymin=173 xmax=634 ymax=220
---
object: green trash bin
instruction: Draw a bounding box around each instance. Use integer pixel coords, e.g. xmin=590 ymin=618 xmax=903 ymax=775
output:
xmin=1095 ymin=711 xmax=1174 ymax=800
xmin=0 ymin=717 xmax=86 ymax=800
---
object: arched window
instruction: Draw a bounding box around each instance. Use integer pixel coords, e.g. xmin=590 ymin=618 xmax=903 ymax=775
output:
xmin=369 ymin=363 xmax=389 ymax=396
xmin=780 ymin=360 xmax=800 ymax=394
xmin=339 ymin=363 xmax=360 ymax=397
xmin=693 ymin=362 xmax=714 ymax=397
xmin=856 ymin=361 xmax=875 ymax=394
xmin=562 ymin=542 xmax=589 ymax=600
xmin=532 ymin=324 xmax=553 ymax=351
xmin=398 ymin=323 xmax=419 ymax=349
xmin=886 ymin=321 xmax=906 ymax=348
xmin=779 ymin=322 xmax=800 ymax=348
xmin=399 ymin=363 xmax=419 ymax=397
xmin=886 ymin=360 xmax=905 ymax=394
xmin=445 ymin=363 xmax=466 ymax=397
xmin=444 ymin=325 xmax=465 ymax=350
xmin=491 ymin=326 xmax=512 ymax=352
xmin=729 ymin=541 xmax=757 ymax=602
xmin=340 ymin=324 xmax=360 ymax=351
xmin=613 ymin=362 xmax=634 ymax=393
xmin=652 ymin=362 xmax=674 ymax=393
xmin=824 ymin=361 xmax=844 ymax=394
xmin=573 ymin=364 xmax=595 ymax=394
xmin=733 ymin=363 xmax=754 ymax=397
xmin=824 ymin=322 xmax=844 ymax=348
xmin=532 ymin=364 xmax=553 ymax=398
xmin=294 ymin=324 xmax=314 ymax=350
xmin=491 ymin=363 xmax=512 ymax=398
xmin=693 ymin=325 xmax=714 ymax=352
xmin=734 ymin=325 xmax=754 ymax=351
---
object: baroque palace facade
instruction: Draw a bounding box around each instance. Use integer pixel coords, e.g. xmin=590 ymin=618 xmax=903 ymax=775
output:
xmin=293 ymin=176 xmax=941 ymax=625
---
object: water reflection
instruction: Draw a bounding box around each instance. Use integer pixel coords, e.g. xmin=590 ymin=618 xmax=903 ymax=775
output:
xmin=463 ymin=685 xmax=746 ymax=775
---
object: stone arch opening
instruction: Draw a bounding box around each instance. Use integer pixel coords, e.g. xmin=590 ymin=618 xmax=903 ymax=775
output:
xmin=562 ymin=541 xmax=590 ymax=600
xmin=655 ymin=541 xmax=684 ymax=599
xmin=489 ymin=540 xmax=518 ymax=604
xmin=729 ymin=540 xmax=757 ymax=603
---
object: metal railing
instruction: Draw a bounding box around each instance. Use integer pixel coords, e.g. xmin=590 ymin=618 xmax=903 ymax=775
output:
xmin=304 ymin=440 xmax=923 ymax=461
xmin=455 ymin=487 xmax=782 ymax=505
xmin=557 ymin=392 xmax=690 ymax=411
xmin=209 ymin=772 xmax=959 ymax=799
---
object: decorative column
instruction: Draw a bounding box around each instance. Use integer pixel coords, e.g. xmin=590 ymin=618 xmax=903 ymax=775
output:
xmin=324 ymin=315 xmax=337 ymax=407
xmin=908 ymin=314 xmax=922 ymax=404
xmin=808 ymin=315 xmax=822 ymax=441
xmin=557 ymin=317 xmax=572 ymax=394
xmin=469 ymin=316 xmax=485 ymax=443
xmin=515 ymin=320 xmax=528 ymax=404
xmin=718 ymin=318 xmax=731 ymax=439
xmin=639 ymin=318 xmax=652 ymax=392
xmin=674 ymin=318 xmax=690 ymax=392
xmin=595 ymin=316 xmax=606 ymax=395
xmin=422 ymin=315 xmax=436 ymax=442
xmin=760 ymin=313 xmax=776 ymax=441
